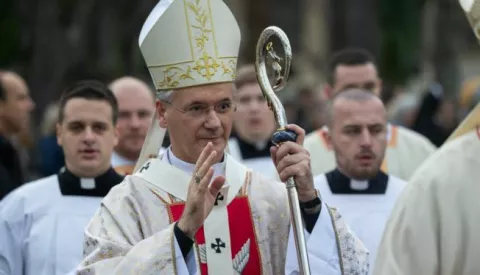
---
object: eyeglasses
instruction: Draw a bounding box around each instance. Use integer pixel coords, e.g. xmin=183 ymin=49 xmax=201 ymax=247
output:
xmin=162 ymin=100 xmax=236 ymax=119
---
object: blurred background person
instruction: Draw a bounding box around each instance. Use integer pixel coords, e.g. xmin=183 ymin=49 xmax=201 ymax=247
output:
xmin=0 ymin=80 xmax=124 ymax=275
xmin=411 ymin=82 xmax=458 ymax=147
xmin=0 ymin=70 xmax=35 ymax=200
xmin=228 ymin=64 xmax=278 ymax=178
xmin=109 ymin=76 xmax=155 ymax=175
xmin=38 ymin=102 xmax=65 ymax=176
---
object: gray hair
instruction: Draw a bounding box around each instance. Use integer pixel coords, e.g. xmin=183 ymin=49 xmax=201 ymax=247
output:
xmin=156 ymin=89 xmax=174 ymax=102
xmin=157 ymin=84 xmax=237 ymax=102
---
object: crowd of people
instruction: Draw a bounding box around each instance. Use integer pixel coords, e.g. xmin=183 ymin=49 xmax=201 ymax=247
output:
xmin=1 ymin=0 xmax=480 ymax=274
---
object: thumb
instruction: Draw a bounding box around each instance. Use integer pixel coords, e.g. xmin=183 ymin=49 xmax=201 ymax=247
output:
xmin=209 ymin=175 xmax=226 ymax=197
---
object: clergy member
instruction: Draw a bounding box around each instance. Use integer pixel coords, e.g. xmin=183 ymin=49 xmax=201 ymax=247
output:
xmin=310 ymin=88 xmax=406 ymax=273
xmin=109 ymin=76 xmax=156 ymax=175
xmin=373 ymin=126 xmax=480 ymax=274
xmin=228 ymin=64 xmax=278 ymax=179
xmin=0 ymin=71 xmax=35 ymax=199
xmin=0 ymin=80 xmax=124 ymax=275
xmin=76 ymin=1 xmax=369 ymax=274
xmin=304 ymin=48 xmax=436 ymax=180
xmin=373 ymin=3 xmax=480 ymax=273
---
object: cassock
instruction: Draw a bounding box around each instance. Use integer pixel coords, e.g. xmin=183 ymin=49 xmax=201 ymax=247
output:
xmin=227 ymin=137 xmax=278 ymax=179
xmin=313 ymin=169 xmax=406 ymax=274
xmin=0 ymin=167 xmax=124 ymax=275
xmin=373 ymin=130 xmax=480 ymax=275
xmin=304 ymin=124 xmax=436 ymax=180
xmin=76 ymin=148 xmax=370 ymax=274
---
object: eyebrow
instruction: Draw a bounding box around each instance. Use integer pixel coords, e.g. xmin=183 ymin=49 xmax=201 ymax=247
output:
xmin=187 ymin=98 xmax=232 ymax=105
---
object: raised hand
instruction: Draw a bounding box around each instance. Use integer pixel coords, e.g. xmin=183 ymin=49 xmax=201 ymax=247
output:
xmin=177 ymin=142 xmax=226 ymax=239
xmin=270 ymin=124 xmax=316 ymax=202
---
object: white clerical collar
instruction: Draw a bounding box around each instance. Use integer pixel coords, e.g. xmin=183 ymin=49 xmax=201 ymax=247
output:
xmin=162 ymin=147 xmax=226 ymax=180
xmin=350 ymin=179 xmax=369 ymax=190
xmin=80 ymin=178 xmax=96 ymax=189
xmin=253 ymin=140 xmax=268 ymax=150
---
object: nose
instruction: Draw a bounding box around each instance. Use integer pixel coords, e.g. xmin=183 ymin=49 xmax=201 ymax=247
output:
xmin=249 ymin=99 xmax=262 ymax=113
xmin=83 ymin=127 xmax=96 ymax=144
xmin=204 ymin=108 xmax=221 ymax=129
xmin=130 ymin=114 xmax=141 ymax=129
xmin=359 ymin=129 xmax=373 ymax=147
xmin=26 ymin=98 xmax=35 ymax=112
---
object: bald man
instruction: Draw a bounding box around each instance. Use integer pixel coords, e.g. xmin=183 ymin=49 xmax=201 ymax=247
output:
xmin=109 ymin=77 xmax=155 ymax=175
xmin=0 ymin=71 xmax=35 ymax=199
xmin=313 ymin=88 xmax=406 ymax=274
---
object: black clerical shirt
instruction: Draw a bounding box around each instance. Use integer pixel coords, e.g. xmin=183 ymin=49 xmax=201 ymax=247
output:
xmin=58 ymin=167 xmax=124 ymax=197
xmin=234 ymin=137 xmax=273 ymax=159
xmin=325 ymin=168 xmax=389 ymax=194
xmin=0 ymin=135 xmax=24 ymax=200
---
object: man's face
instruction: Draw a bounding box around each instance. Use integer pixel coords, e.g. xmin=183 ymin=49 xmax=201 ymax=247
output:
xmin=57 ymin=98 xmax=118 ymax=177
xmin=0 ymin=73 xmax=35 ymax=134
xmin=233 ymin=83 xmax=276 ymax=144
xmin=326 ymin=98 xmax=387 ymax=180
xmin=159 ymin=83 xmax=234 ymax=163
xmin=115 ymin=87 xmax=154 ymax=160
xmin=329 ymin=63 xmax=382 ymax=97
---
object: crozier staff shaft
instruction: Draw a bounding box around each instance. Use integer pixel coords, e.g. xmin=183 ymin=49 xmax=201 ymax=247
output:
xmin=254 ymin=26 xmax=311 ymax=275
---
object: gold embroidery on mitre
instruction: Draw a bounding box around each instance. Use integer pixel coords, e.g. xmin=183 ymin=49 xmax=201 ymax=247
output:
xmin=153 ymin=0 xmax=238 ymax=89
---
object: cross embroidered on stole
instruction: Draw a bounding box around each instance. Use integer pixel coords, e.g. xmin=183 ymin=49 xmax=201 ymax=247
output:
xmin=167 ymin=196 xmax=262 ymax=274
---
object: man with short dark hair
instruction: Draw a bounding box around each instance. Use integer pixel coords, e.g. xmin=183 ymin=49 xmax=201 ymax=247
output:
xmin=305 ymin=48 xmax=436 ymax=181
xmin=0 ymin=71 xmax=35 ymax=199
xmin=0 ymin=80 xmax=124 ymax=275
xmin=325 ymin=48 xmax=381 ymax=97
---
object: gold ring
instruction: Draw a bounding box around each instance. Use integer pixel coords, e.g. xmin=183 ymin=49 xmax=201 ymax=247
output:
xmin=194 ymin=172 xmax=201 ymax=184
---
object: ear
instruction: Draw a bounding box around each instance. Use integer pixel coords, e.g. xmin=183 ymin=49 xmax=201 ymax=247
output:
xmin=56 ymin=123 xmax=63 ymax=147
xmin=322 ymin=128 xmax=333 ymax=150
xmin=113 ymin=126 xmax=119 ymax=147
xmin=156 ymin=99 xmax=168 ymax=128
xmin=323 ymin=84 xmax=333 ymax=99
xmin=376 ymin=78 xmax=383 ymax=97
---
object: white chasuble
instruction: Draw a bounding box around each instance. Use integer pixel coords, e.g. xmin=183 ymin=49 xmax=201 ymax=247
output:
xmin=304 ymin=124 xmax=436 ymax=181
xmin=77 ymin=150 xmax=370 ymax=274
xmin=373 ymin=130 xmax=480 ymax=275
xmin=77 ymin=152 xmax=290 ymax=275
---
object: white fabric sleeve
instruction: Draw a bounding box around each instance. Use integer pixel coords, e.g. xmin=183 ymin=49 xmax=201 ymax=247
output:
xmin=0 ymin=193 xmax=25 ymax=275
xmin=285 ymin=202 xmax=341 ymax=275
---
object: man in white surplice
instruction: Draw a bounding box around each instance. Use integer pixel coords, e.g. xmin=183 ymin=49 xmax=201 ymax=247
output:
xmin=304 ymin=48 xmax=436 ymax=181
xmin=76 ymin=0 xmax=369 ymax=274
xmin=0 ymin=80 xmax=124 ymax=275
xmin=310 ymin=88 xmax=406 ymax=273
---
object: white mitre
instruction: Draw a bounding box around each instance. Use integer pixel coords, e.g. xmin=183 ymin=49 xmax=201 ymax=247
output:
xmin=134 ymin=0 xmax=241 ymax=172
